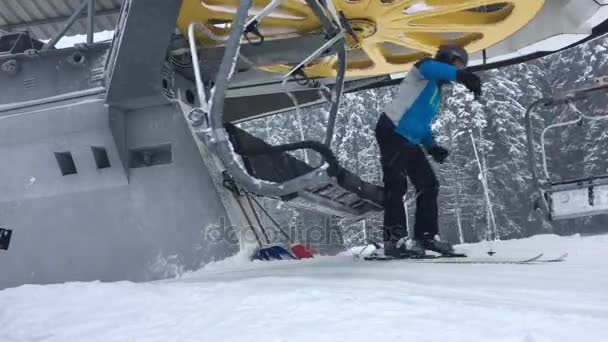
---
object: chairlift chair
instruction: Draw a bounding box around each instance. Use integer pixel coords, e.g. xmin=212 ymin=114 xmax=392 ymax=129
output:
xmin=180 ymin=0 xmax=383 ymax=219
xmin=525 ymin=76 xmax=608 ymax=220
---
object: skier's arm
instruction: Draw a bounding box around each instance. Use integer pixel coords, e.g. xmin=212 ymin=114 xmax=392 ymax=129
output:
xmin=421 ymin=129 xmax=436 ymax=149
xmin=423 ymin=130 xmax=450 ymax=164
xmin=418 ymin=60 xmax=458 ymax=82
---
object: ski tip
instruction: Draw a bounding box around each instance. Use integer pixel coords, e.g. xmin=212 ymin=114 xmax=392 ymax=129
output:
xmin=542 ymin=252 xmax=568 ymax=262
xmin=523 ymin=253 xmax=544 ymax=262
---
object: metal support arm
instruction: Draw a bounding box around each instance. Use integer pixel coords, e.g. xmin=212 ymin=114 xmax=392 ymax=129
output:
xmin=87 ymin=0 xmax=96 ymax=44
xmin=324 ymin=39 xmax=346 ymax=147
xmin=43 ymin=0 xmax=90 ymax=50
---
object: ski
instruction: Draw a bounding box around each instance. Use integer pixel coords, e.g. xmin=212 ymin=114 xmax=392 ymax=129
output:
xmin=363 ymin=253 xmax=545 ymax=264
xmin=539 ymin=253 xmax=568 ymax=263
xmin=363 ymin=254 xmax=445 ymax=261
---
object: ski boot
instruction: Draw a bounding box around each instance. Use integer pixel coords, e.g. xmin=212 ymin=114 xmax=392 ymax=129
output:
xmin=415 ymin=234 xmax=460 ymax=256
xmin=382 ymin=238 xmax=426 ymax=259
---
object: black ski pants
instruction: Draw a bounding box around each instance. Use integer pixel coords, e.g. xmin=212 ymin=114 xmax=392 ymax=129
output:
xmin=375 ymin=113 xmax=439 ymax=242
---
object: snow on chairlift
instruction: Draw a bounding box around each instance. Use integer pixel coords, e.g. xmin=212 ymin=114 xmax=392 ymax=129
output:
xmin=525 ymin=76 xmax=608 ymax=220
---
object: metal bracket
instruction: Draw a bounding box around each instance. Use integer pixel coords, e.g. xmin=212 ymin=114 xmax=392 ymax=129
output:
xmin=188 ymin=107 xmax=209 ymax=128
xmin=222 ymin=170 xmax=243 ymax=196
xmin=244 ymin=21 xmax=264 ymax=46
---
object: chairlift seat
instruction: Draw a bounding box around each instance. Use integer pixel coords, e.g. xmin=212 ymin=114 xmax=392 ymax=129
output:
xmin=542 ymin=175 xmax=608 ymax=220
xmin=224 ymin=123 xmax=383 ymax=218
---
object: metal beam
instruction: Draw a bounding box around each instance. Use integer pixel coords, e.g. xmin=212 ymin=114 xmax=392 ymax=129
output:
xmin=0 ymin=8 xmax=119 ymax=34
xmin=105 ymin=0 xmax=184 ymax=109
xmin=43 ymin=0 xmax=91 ymax=50
xmin=87 ymin=0 xmax=96 ymax=44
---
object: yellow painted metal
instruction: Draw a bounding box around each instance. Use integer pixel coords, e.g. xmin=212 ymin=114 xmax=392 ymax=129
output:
xmin=177 ymin=0 xmax=321 ymax=44
xmin=177 ymin=0 xmax=545 ymax=78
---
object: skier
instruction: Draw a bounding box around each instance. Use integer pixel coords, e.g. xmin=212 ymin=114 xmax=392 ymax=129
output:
xmin=375 ymin=44 xmax=482 ymax=258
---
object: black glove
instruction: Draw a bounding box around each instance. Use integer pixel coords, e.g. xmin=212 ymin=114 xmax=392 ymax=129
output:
xmin=427 ymin=145 xmax=449 ymax=164
xmin=457 ymin=70 xmax=482 ymax=96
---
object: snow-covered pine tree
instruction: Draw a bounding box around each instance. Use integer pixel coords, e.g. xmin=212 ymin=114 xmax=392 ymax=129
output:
xmin=235 ymin=35 xmax=608 ymax=245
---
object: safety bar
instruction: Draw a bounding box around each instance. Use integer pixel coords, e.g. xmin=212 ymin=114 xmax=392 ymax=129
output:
xmin=538 ymin=108 xmax=583 ymax=181
xmin=279 ymin=0 xmax=348 ymax=148
xmin=539 ymin=102 xmax=608 ymax=180
xmin=279 ymin=35 xmax=346 ymax=148
xmin=188 ymin=0 xmax=287 ymax=111
xmin=236 ymin=140 xmax=340 ymax=177
xmin=526 ymin=80 xmax=608 ymax=186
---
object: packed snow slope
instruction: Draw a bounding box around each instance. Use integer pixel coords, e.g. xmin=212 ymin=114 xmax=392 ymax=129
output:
xmin=1 ymin=234 xmax=607 ymax=342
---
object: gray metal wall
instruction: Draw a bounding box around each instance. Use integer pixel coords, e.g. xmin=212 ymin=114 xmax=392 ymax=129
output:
xmin=0 ymin=81 xmax=237 ymax=290
xmin=0 ymin=0 xmax=352 ymax=289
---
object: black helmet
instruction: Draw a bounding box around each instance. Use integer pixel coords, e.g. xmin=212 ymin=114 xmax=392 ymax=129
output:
xmin=435 ymin=44 xmax=469 ymax=66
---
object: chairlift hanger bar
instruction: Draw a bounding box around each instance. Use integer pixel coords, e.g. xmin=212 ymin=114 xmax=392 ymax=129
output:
xmin=188 ymin=22 xmax=213 ymax=114
xmin=205 ymin=0 xmax=324 ymax=197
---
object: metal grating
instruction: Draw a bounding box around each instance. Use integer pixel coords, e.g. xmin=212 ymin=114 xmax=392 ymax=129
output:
xmin=0 ymin=0 xmax=123 ymax=40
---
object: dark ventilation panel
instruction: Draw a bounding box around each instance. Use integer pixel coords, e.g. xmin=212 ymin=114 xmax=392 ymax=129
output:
xmin=91 ymin=146 xmax=111 ymax=169
xmin=129 ymin=144 xmax=173 ymax=168
xmin=0 ymin=228 xmax=12 ymax=251
xmin=54 ymin=152 xmax=77 ymax=176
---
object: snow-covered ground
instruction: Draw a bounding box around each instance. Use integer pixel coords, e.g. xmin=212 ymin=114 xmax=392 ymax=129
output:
xmin=2 ymin=234 xmax=607 ymax=342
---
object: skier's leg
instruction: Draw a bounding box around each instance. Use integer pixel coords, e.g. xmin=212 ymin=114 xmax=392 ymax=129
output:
xmin=402 ymin=146 xmax=439 ymax=240
xmin=375 ymin=114 xmax=408 ymax=243
xmin=382 ymin=178 xmax=408 ymax=242
xmin=403 ymin=149 xmax=454 ymax=253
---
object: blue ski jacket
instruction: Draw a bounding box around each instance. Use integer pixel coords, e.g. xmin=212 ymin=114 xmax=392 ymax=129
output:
xmin=384 ymin=59 xmax=458 ymax=148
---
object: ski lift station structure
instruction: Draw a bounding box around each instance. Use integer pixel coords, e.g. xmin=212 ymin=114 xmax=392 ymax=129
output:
xmin=1 ymin=0 xmax=608 ymax=289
